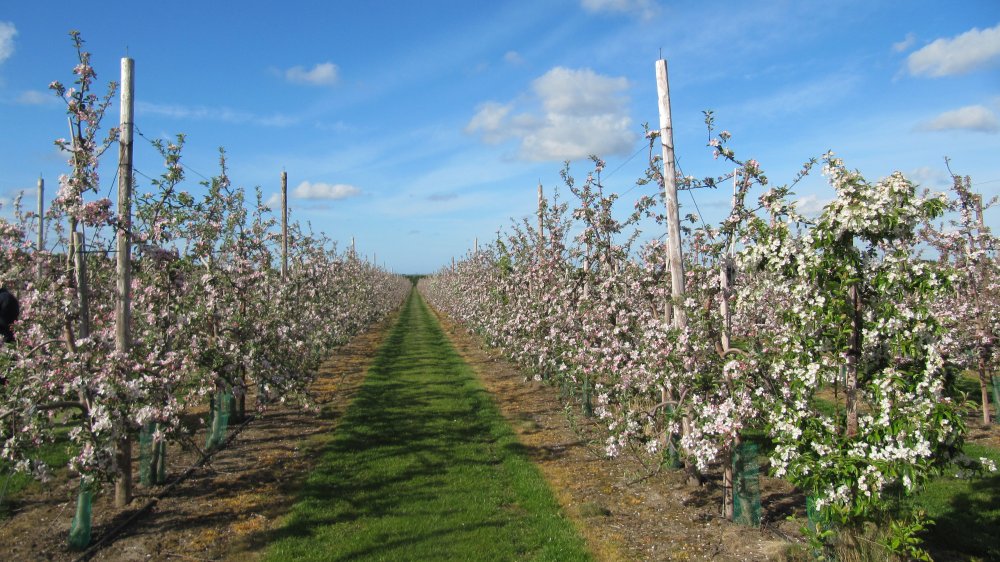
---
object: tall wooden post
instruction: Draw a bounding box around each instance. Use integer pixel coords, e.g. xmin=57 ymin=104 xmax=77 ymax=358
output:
xmin=721 ymin=172 xmax=736 ymax=519
xmin=36 ymin=176 xmax=45 ymax=278
xmin=537 ymin=183 xmax=544 ymax=254
xmin=973 ymin=193 xmax=993 ymax=424
xmin=36 ymin=176 xmax=44 ymax=251
xmin=115 ymin=56 xmax=135 ymax=509
xmin=656 ymin=58 xmax=685 ymax=329
xmin=656 ymin=57 xmax=694 ymax=482
xmin=281 ymin=171 xmax=288 ymax=278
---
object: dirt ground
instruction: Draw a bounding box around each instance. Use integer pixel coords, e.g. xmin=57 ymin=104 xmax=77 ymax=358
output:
xmin=0 ymin=311 xmax=397 ymax=562
xmin=427 ymin=307 xmax=799 ymax=562
xmin=2 ymin=302 xmax=808 ymax=562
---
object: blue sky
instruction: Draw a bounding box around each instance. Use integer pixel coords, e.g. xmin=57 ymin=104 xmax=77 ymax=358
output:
xmin=1 ymin=1 xmax=998 ymax=273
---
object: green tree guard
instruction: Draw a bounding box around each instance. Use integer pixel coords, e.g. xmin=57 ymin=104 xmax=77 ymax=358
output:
xmin=139 ymin=422 xmax=154 ymax=486
xmin=663 ymin=404 xmax=683 ymax=469
xmin=139 ymin=422 xmax=168 ymax=485
xmin=732 ymin=441 xmax=761 ymax=527
xmin=67 ymin=480 xmax=93 ymax=549
xmin=991 ymin=375 xmax=1000 ymax=424
xmin=206 ymin=389 xmax=233 ymax=450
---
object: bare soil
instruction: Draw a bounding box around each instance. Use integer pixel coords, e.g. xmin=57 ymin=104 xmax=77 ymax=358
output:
xmin=0 ymin=311 xmax=397 ymax=562
xmin=2 ymin=301 xmax=810 ymax=562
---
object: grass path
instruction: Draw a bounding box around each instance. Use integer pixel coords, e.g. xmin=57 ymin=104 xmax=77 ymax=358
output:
xmin=264 ymin=290 xmax=591 ymax=561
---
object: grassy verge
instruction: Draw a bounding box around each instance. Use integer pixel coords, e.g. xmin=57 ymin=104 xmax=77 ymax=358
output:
xmin=909 ymin=442 xmax=1000 ymax=561
xmin=0 ymin=426 xmax=74 ymax=519
xmin=264 ymin=291 xmax=591 ymax=561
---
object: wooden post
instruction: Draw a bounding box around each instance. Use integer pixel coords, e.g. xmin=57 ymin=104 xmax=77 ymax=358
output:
xmin=537 ymin=182 xmax=544 ymax=255
xmin=656 ymin=57 xmax=695 ymax=483
xmin=351 ymin=236 xmax=356 ymax=259
xmin=656 ymin=58 xmax=686 ymax=330
xmin=281 ymin=171 xmax=288 ymax=279
xmin=721 ymin=170 xmax=740 ymax=518
xmin=115 ymin=56 xmax=135 ymax=509
xmin=474 ymin=237 xmax=478 ymax=254
xmin=36 ymin=176 xmax=44 ymax=251
xmin=721 ymin=256 xmax=735 ymax=519
xmin=36 ymin=176 xmax=45 ymax=278
xmin=973 ymin=193 xmax=993 ymax=424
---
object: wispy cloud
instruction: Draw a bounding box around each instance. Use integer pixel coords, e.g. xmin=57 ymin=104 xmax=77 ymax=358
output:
xmin=732 ymin=72 xmax=860 ymax=118
xmin=917 ymin=105 xmax=999 ymax=133
xmin=580 ymin=0 xmax=658 ymax=20
xmin=284 ymin=62 xmax=339 ymax=86
xmin=0 ymin=21 xmax=15 ymax=64
xmin=293 ymin=181 xmax=361 ymax=200
xmin=906 ymin=166 xmax=951 ymax=189
xmin=136 ymin=101 xmax=297 ymax=127
xmin=466 ymin=66 xmax=635 ymax=161
xmin=907 ymin=23 xmax=1000 ymax=77
xmin=503 ymin=50 xmax=524 ymax=65
xmin=892 ymin=32 xmax=916 ymax=53
xmin=16 ymin=90 xmax=60 ymax=106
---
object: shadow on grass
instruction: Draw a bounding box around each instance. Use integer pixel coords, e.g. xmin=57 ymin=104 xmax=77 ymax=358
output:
xmin=255 ymin=292 xmax=590 ymax=561
xmin=921 ymin=470 xmax=1000 ymax=562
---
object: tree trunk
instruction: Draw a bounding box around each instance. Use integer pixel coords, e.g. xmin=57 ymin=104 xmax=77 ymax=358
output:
xmin=114 ymin=434 xmax=132 ymax=507
xmin=979 ymin=354 xmax=992 ymax=425
xmin=845 ymin=285 xmax=861 ymax=437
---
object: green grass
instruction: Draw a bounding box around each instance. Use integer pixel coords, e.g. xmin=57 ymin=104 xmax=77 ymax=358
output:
xmin=751 ymin=389 xmax=1000 ymax=560
xmin=909 ymin=443 xmax=1000 ymax=561
xmin=264 ymin=291 xmax=591 ymax=561
xmin=0 ymin=426 xmax=75 ymax=519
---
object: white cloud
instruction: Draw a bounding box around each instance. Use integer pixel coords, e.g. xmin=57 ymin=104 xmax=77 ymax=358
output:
xmin=284 ymin=62 xmax=339 ymax=86
xmin=918 ymin=105 xmax=999 ymax=133
xmin=465 ymin=102 xmax=514 ymax=143
xmin=504 ymin=50 xmax=524 ymax=65
xmin=0 ymin=21 xmax=15 ymax=64
xmin=136 ymin=101 xmax=297 ymax=127
xmin=292 ymin=181 xmax=361 ymax=200
xmin=793 ymin=194 xmax=833 ymax=217
xmin=466 ymin=67 xmax=636 ymax=161
xmin=265 ymin=193 xmax=282 ymax=210
xmin=892 ymin=32 xmax=916 ymax=53
xmin=907 ymin=23 xmax=1000 ymax=77
xmin=580 ymin=0 xmax=657 ymax=20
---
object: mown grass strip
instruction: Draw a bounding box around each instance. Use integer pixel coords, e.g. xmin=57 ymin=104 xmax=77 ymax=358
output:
xmin=910 ymin=442 xmax=1000 ymax=561
xmin=264 ymin=291 xmax=591 ymax=561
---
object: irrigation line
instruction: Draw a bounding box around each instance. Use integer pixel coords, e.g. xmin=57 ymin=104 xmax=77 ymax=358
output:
xmin=71 ymin=411 xmax=259 ymax=562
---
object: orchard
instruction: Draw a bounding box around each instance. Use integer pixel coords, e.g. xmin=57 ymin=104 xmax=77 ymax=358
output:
xmin=420 ymin=120 xmax=1000 ymax=559
xmin=1 ymin=27 xmax=998 ymax=562
xmin=0 ymin=32 xmax=410 ymax=550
